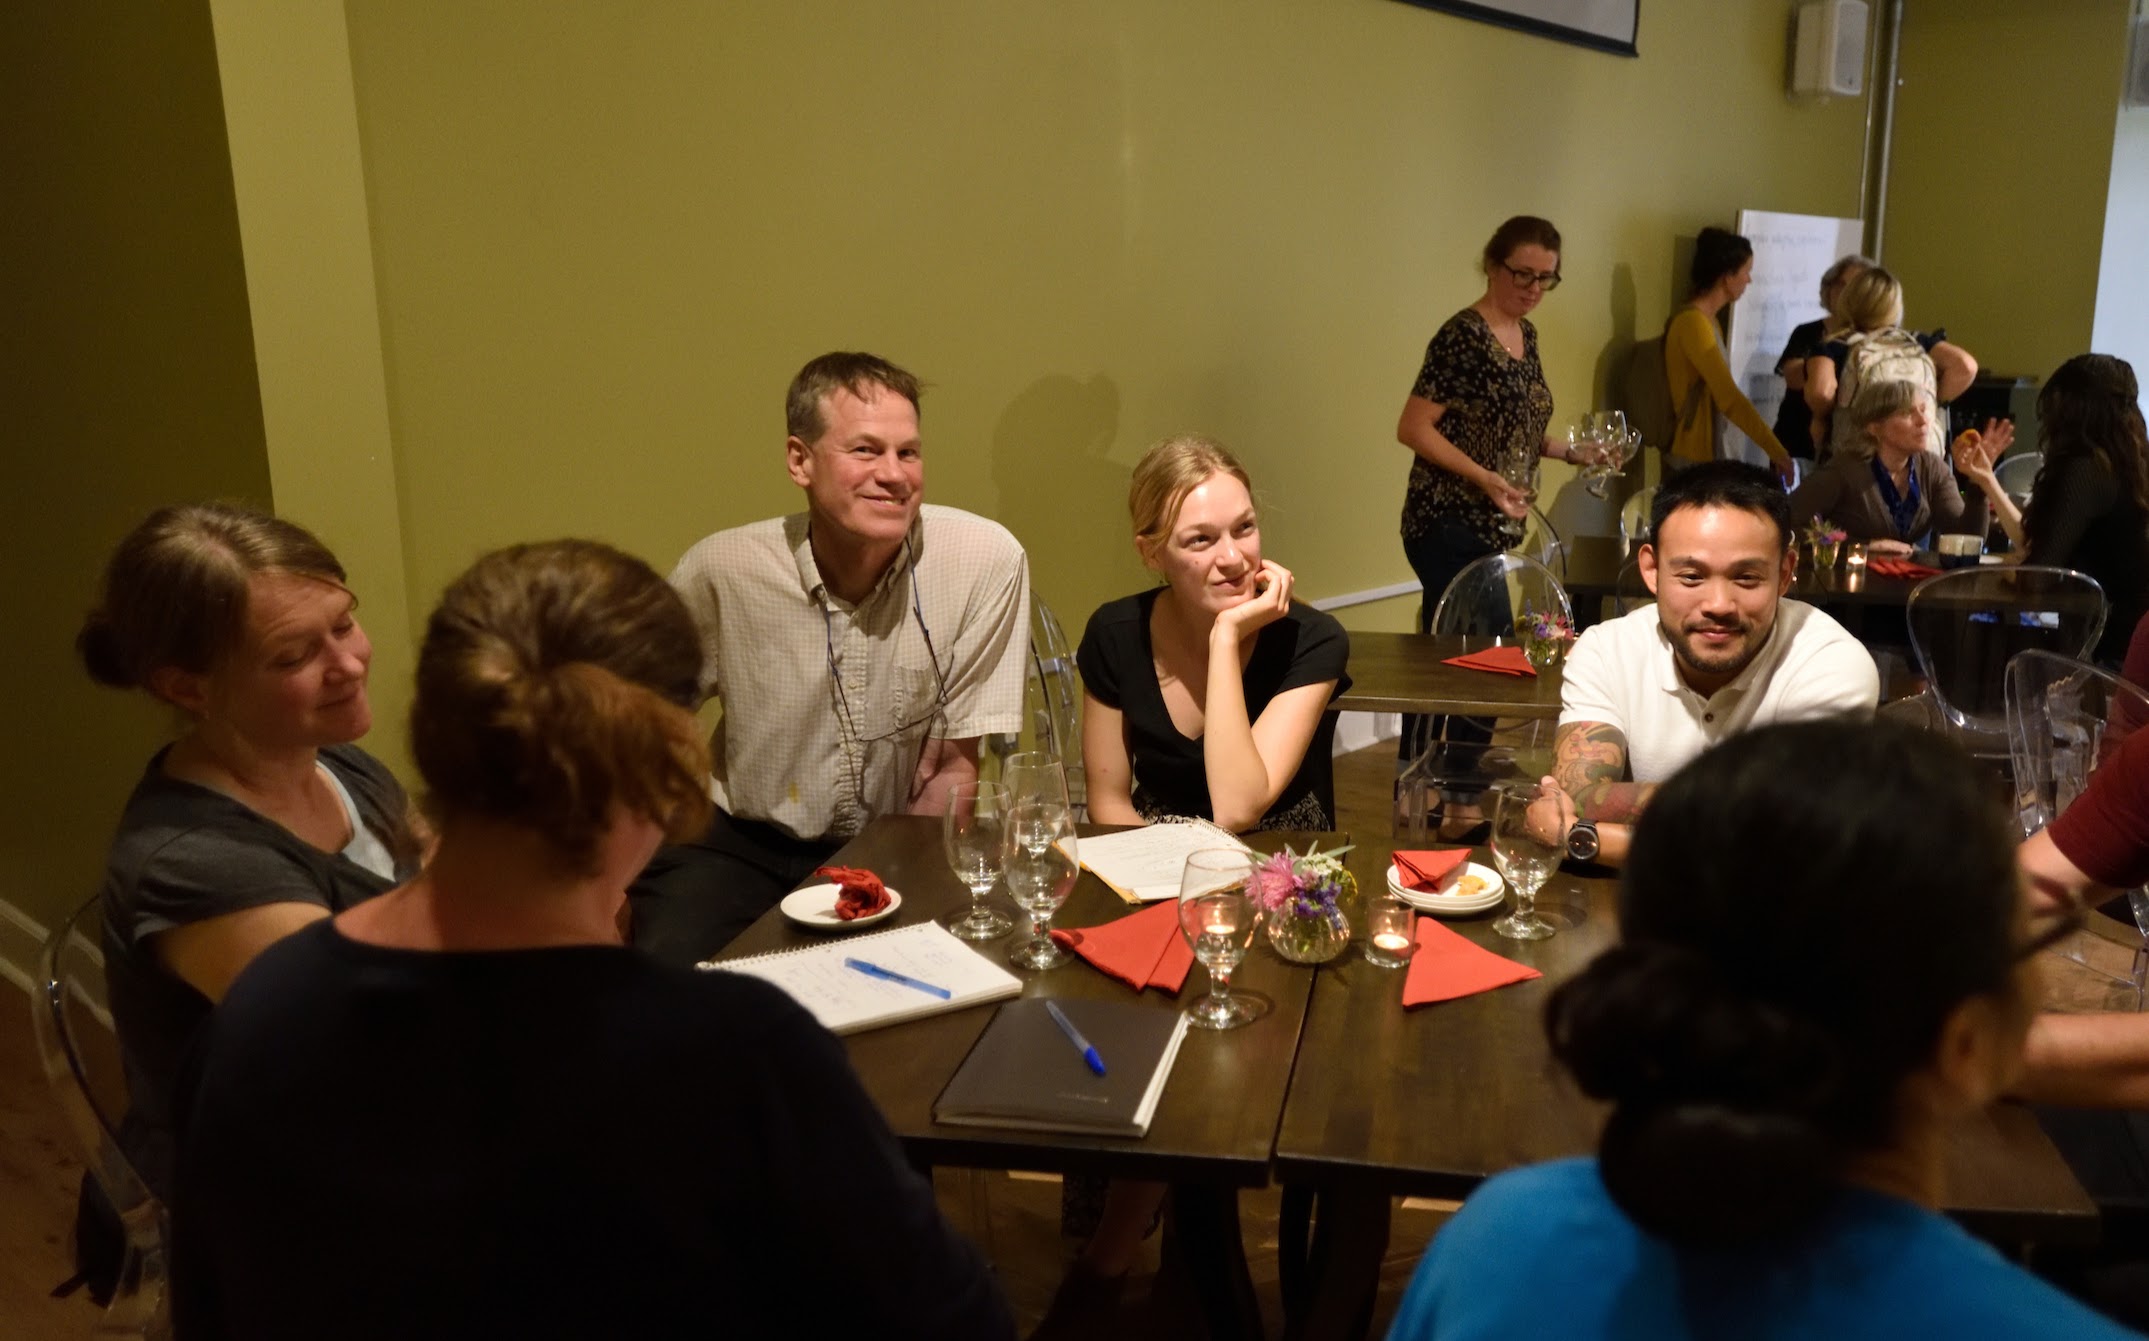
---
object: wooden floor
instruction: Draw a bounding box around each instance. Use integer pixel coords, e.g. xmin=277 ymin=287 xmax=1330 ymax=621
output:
xmin=0 ymin=742 xmax=1432 ymax=1340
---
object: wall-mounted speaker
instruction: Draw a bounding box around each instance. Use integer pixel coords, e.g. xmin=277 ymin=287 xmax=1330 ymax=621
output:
xmin=1791 ymin=0 xmax=1870 ymax=100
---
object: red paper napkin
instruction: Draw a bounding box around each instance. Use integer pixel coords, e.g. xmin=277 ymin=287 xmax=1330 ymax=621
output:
xmin=1441 ymin=645 xmax=1537 ymax=677
xmin=1402 ymin=918 xmax=1542 ymax=1006
xmin=1869 ymin=558 xmax=1942 ymax=579
xmin=1391 ymin=848 xmax=1472 ymax=892
xmin=1049 ymin=899 xmax=1193 ymax=994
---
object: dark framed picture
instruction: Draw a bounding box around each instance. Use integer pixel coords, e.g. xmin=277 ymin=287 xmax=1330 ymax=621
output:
xmin=1394 ymin=0 xmax=1640 ymax=57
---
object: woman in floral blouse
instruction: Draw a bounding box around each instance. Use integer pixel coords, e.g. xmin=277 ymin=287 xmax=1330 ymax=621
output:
xmin=1395 ymin=215 xmax=1573 ymax=632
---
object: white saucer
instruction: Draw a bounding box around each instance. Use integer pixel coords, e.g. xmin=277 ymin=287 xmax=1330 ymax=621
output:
xmin=780 ymin=882 xmax=903 ymax=931
xmin=1386 ymin=861 xmax=1505 ymax=916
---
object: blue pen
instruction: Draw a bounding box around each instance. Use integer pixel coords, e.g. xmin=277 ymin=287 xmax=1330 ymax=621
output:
xmin=1044 ymin=1000 xmax=1108 ymax=1077
xmin=843 ymin=957 xmax=952 ymax=1000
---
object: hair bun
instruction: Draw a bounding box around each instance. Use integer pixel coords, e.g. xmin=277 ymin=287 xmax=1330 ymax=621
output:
xmin=76 ymin=613 xmax=137 ymax=688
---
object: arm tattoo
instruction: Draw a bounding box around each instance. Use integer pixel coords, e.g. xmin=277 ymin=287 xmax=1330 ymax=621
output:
xmin=1553 ymin=722 xmax=1658 ymax=824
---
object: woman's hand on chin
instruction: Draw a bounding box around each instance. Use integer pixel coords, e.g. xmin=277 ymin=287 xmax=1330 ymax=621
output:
xmin=1212 ymin=561 xmax=1293 ymax=645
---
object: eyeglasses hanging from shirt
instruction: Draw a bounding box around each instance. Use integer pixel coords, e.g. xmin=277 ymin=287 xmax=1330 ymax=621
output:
xmin=821 ymin=538 xmax=955 ymax=813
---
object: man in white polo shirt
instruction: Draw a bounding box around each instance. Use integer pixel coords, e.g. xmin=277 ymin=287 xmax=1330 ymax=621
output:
xmin=1549 ymin=461 xmax=1879 ymax=866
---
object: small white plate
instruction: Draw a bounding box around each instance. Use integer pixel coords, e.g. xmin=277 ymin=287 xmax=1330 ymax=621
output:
xmin=1387 ymin=861 xmax=1506 ymax=916
xmin=780 ymin=882 xmax=903 ymax=932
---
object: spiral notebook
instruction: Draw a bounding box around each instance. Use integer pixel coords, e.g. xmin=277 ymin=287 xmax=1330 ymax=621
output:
xmin=699 ymin=920 xmax=1022 ymax=1036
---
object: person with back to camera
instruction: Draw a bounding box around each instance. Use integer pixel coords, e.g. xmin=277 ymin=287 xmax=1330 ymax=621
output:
xmin=1804 ymin=265 xmax=1979 ymax=464
xmin=77 ymin=503 xmax=419 ymax=1216
xmin=1770 ymin=254 xmax=1872 ymax=464
xmin=1663 ymin=226 xmax=1797 ymax=485
xmin=1387 ymin=718 xmax=2141 ymax=1340
xmin=1788 ymin=378 xmax=2007 ymax=553
xmin=170 ymin=539 xmax=1015 ymax=1341
xmin=1958 ymin=353 xmax=2149 ymax=667
xmin=1080 ymin=434 xmax=1352 ymax=834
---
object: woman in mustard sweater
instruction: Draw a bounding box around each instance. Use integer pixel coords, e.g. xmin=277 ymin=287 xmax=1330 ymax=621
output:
xmin=1663 ymin=227 xmax=1796 ymax=485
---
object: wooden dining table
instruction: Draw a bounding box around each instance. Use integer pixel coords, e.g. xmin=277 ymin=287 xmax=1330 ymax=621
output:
xmin=714 ymin=816 xmax=1326 ymax=1338
xmin=1335 ymin=632 xmax=1563 ymax=718
xmin=716 ymin=812 xmax=2113 ymax=1339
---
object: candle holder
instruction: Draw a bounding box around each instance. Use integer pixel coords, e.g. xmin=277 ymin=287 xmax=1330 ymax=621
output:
xmin=1363 ymin=896 xmax=1416 ymax=969
xmin=1843 ymin=542 xmax=1868 ymax=572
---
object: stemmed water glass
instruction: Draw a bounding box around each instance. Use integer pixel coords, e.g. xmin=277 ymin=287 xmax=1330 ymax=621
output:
xmin=942 ymin=780 xmax=1015 ymax=941
xmin=1500 ymin=448 xmax=1540 ymax=510
xmin=1574 ymin=412 xmax=1640 ymax=498
xmin=1489 ymin=780 xmax=1559 ymax=941
xmin=1003 ymin=795 xmax=1078 ymax=970
xmin=1002 ymin=750 xmax=1072 ymax=815
xmin=1176 ymin=848 xmax=1262 ymax=1030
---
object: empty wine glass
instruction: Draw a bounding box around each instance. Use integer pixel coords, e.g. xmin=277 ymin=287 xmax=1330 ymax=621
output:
xmin=1003 ymin=796 xmax=1078 ymax=970
xmin=1489 ymin=780 xmax=1559 ymax=941
xmin=1001 ymin=750 xmax=1071 ymax=813
xmin=1500 ymin=449 xmax=1540 ymax=508
xmin=1177 ymin=848 xmax=1262 ymax=1030
xmin=942 ymin=781 xmax=1014 ymax=941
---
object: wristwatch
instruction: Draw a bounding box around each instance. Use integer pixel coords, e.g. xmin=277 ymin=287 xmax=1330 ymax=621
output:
xmin=1566 ymin=819 xmax=1601 ymax=863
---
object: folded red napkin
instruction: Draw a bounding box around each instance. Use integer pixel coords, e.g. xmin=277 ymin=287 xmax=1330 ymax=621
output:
xmin=1441 ymin=645 xmax=1537 ymax=677
xmin=1049 ymin=899 xmax=1193 ymax=994
xmin=1401 ymin=918 xmax=1542 ymax=1007
xmin=1869 ymin=558 xmax=1942 ymax=579
xmin=1390 ymin=848 xmax=1472 ymax=892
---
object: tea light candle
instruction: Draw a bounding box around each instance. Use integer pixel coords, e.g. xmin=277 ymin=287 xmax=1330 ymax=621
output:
xmin=1372 ymin=931 xmax=1412 ymax=954
xmin=1844 ymin=542 xmax=1868 ymax=572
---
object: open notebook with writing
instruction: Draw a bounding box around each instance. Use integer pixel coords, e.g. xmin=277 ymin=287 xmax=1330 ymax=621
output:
xmin=700 ymin=920 xmax=1021 ymax=1036
xmin=933 ymin=997 xmax=1190 ymax=1137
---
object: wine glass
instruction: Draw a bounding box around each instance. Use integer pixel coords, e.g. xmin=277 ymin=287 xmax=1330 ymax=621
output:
xmin=1177 ymin=849 xmax=1262 ymax=1030
xmin=942 ymin=781 xmax=1015 ymax=941
xmin=1489 ymin=780 xmax=1559 ymax=941
xmin=1500 ymin=449 xmax=1540 ymax=509
xmin=1003 ymin=796 xmax=1078 ymax=970
xmin=1001 ymin=750 xmax=1071 ymax=813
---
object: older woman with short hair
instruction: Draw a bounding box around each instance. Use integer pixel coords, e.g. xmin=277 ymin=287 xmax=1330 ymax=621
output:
xmin=1788 ymin=379 xmax=1999 ymax=553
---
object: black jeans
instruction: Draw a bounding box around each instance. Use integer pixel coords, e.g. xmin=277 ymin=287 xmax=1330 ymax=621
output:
xmin=626 ymin=808 xmax=839 ymax=967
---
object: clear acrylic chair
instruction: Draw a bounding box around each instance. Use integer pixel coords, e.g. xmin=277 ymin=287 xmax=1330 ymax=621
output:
xmin=1398 ymin=554 xmax=1571 ymax=832
xmin=2006 ymin=650 xmax=2149 ymax=1009
xmin=1891 ymin=566 xmax=2107 ymax=754
xmin=1994 ymin=451 xmax=2042 ymax=510
xmin=1617 ymin=486 xmax=1658 ymax=557
xmin=1022 ymin=590 xmax=1086 ymax=820
xmin=32 ymin=895 xmax=170 ymax=1338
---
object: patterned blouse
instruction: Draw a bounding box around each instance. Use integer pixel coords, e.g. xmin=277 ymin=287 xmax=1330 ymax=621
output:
xmin=1399 ymin=308 xmax=1555 ymax=548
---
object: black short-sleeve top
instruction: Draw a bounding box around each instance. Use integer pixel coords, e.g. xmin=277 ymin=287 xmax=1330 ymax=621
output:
xmin=99 ymin=742 xmax=412 ymax=1197
xmin=1400 ymin=307 xmax=1555 ymax=549
xmin=1077 ymin=590 xmax=1352 ymax=832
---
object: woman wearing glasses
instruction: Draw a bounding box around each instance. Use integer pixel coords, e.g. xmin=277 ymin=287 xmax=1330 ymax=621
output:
xmin=173 ymin=540 xmax=1013 ymax=1339
xmin=1394 ymin=216 xmax=1577 ymax=634
xmin=1664 ymin=226 xmax=1796 ymax=485
xmin=1391 ymin=718 xmax=2128 ymax=1339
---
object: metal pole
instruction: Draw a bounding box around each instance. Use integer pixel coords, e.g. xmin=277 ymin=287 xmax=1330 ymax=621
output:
xmin=1868 ymin=0 xmax=1906 ymax=262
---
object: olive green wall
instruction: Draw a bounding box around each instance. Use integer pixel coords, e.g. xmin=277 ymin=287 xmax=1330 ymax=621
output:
xmin=1887 ymin=0 xmax=2132 ymax=384
xmin=335 ymin=0 xmax=1869 ymax=641
xmin=0 ymin=2 xmax=271 ymax=936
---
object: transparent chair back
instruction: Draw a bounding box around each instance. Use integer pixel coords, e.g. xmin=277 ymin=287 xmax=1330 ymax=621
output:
xmin=1901 ymin=566 xmax=2107 ymax=747
xmin=1399 ymin=553 xmax=1569 ymax=831
xmin=1618 ymin=486 xmax=1658 ymax=557
xmin=2006 ymin=650 xmax=2149 ymax=1009
xmin=33 ymin=896 xmax=170 ymax=1337
xmin=1994 ymin=451 xmax=2042 ymax=509
xmin=1021 ymin=590 xmax=1086 ymax=819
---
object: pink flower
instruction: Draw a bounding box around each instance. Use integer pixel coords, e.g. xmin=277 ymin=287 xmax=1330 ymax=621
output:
xmin=1249 ymin=851 xmax=1300 ymax=911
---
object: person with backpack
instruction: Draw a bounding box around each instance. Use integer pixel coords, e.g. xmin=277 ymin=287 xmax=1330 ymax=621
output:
xmin=1771 ymin=253 xmax=1873 ymax=463
xmin=1802 ymin=266 xmax=1978 ymax=464
xmin=1663 ymin=227 xmax=1797 ymax=486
